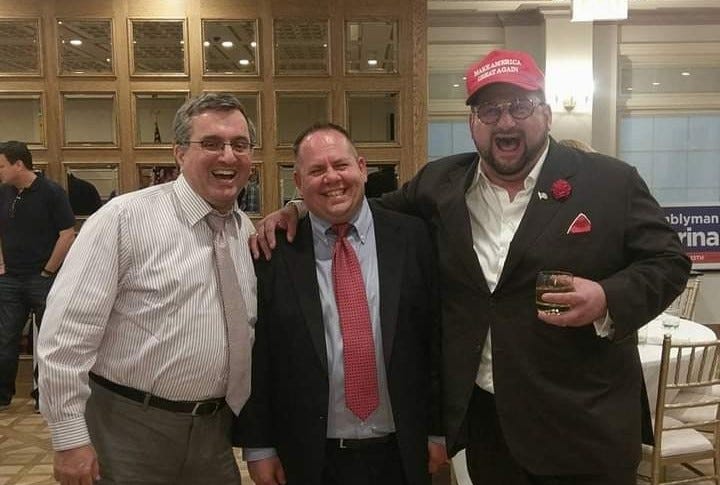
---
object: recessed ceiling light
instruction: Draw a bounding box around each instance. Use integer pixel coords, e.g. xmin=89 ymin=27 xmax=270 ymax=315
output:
xmin=322 ymin=43 xmax=328 ymax=48
xmin=203 ymin=41 xmax=210 ymax=47
xmin=462 ymin=76 xmax=467 ymax=80
xmin=238 ymin=59 xmax=250 ymax=66
xmin=681 ymin=71 xmax=691 ymax=76
xmin=105 ymin=58 xmax=111 ymax=63
xmin=626 ymin=87 xmax=633 ymax=91
xmin=179 ymin=40 xmax=184 ymax=45
xmin=69 ymin=39 xmax=82 ymax=46
xmin=652 ymin=82 xmax=661 ymax=86
xmin=250 ymin=41 xmax=257 ymax=48
xmin=57 ymin=20 xmax=63 ymax=25
xmin=452 ymin=83 xmax=460 ymax=88
xmin=367 ymin=59 xmax=378 ymax=66
xmin=221 ymin=41 xmax=233 ymax=48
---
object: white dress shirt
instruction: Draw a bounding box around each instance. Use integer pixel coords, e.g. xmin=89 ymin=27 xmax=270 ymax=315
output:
xmin=37 ymin=174 xmax=257 ymax=450
xmin=466 ymin=146 xmax=548 ymax=393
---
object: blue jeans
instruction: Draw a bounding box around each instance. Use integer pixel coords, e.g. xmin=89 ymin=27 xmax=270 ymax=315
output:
xmin=0 ymin=273 xmax=53 ymax=404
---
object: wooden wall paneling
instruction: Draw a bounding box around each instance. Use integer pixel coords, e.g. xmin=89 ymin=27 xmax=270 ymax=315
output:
xmin=0 ymin=0 xmax=428 ymax=210
xmin=410 ymin=0 xmax=428 ymax=180
xmin=112 ymin=0 xmax=133 ymax=194
xmin=41 ymin=2 xmax=60 ymax=180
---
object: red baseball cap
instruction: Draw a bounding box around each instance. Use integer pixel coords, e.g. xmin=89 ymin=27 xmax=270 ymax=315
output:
xmin=465 ymin=49 xmax=545 ymax=105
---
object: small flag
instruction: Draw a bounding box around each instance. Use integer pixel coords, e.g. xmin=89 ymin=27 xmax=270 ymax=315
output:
xmin=154 ymin=120 xmax=161 ymax=144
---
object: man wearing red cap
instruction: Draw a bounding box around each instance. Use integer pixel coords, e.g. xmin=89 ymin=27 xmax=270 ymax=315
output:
xmin=251 ymin=49 xmax=690 ymax=484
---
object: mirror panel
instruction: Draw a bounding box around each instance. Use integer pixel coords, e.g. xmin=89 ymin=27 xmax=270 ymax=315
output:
xmin=276 ymin=91 xmax=329 ymax=146
xmin=222 ymin=92 xmax=260 ymax=147
xmin=274 ymin=19 xmax=328 ymax=76
xmin=0 ymin=19 xmax=41 ymax=76
xmin=133 ymin=92 xmax=188 ymax=147
xmin=237 ymin=162 xmax=262 ymax=216
xmin=129 ymin=19 xmax=187 ymax=75
xmin=365 ymin=163 xmax=398 ymax=197
xmin=62 ymin=93 xmax=117 ymax=147
xmin=345 ymin=20 xmax=398 ymax=74
xmin=64 ymin=163 xmax=120 ymax=216
xmin=347 ymin=92 xmax=398 ymax=144
xmin=278 ymin=164 xmax=297 ymax=208
xmin=202 ymin=20 xmax=258 ymax=76
xmin=0 ymin=93 xmax=44 ymax=147
xmin=137 ymin=164 xmax=179 ymax=188
xmin=57 ymin=19 xmax=113 ymax=75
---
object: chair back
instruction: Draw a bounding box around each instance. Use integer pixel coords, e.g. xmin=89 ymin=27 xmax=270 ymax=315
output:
xmin=649 ymin=335 xmax=720 ymax=484
xmin=665 ymin=274 xmax=702 ymax=320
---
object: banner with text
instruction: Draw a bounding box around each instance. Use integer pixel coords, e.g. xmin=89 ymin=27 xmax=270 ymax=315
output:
xmin=663 ymin=203 xmax=720 ymax=269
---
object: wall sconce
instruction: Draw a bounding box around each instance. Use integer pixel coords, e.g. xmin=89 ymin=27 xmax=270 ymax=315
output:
xmin=563 ymin=96 xmax=576 ymax=112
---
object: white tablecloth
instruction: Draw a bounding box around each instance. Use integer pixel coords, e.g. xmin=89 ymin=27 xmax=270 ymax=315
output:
xmin=639 ymin=313 xmax=716 ymax=412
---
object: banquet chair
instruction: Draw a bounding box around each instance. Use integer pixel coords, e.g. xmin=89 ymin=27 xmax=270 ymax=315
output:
xmin=665 ymin=273 xmax=702 ymax=320
xmin=638 ymin=335 xmax=720 ymax=485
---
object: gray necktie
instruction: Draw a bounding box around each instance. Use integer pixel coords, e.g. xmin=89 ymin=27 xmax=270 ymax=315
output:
xmin=206 ymin=212 xmax=251 ymax=415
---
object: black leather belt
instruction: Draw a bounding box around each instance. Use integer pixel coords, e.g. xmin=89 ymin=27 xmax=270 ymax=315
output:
xmin=327 ymin=434 xmax=395 ymax=450
xmin=89 ymin=372 xmax=226 ymax=416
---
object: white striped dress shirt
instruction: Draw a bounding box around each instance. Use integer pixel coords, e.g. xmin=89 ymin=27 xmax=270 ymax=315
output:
xmin=37 ymin=174 xmax=257 ymax=451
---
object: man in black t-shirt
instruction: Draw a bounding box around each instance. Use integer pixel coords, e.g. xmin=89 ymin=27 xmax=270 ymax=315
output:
xmin=0 ymin=141 xmax=75 ymax=409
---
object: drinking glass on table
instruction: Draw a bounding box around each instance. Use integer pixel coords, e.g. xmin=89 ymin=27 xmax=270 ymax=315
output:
xmin=536 ymin=271 xmax=574 ymax=314
xmin=660 ymin=314 xmax=681 ymax=334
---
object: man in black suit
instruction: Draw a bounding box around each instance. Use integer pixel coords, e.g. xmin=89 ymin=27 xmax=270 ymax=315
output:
xmin=235 ymin=123 xmax=445 ymax=485
xmin=251 ymin=50 xmax=691 ymax=485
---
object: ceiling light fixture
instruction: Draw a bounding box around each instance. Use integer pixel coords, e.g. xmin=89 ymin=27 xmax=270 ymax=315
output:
xmin=238 ymin=59 xmax=250 ymax=66
xmin=652 ymin=82 xmax=661 ymax=86
xmin=571 ymin=0 xmax=628 ymax=21
xmin=69 ymin=39 xmax=82 ymax=46
xmin=221 ymin=41 xmax=233 ymax=48
xmin=250 ymin=41 xmax=257 ymax=48
xmin=203 ymin=41 xmax=210 ymax=47
xmin=681 ymin=71 xmax=691 ymax=76
xmin=367 ymin=59 xmax=378 ymax=66
xmin=452 ymin=83 xmax=460 ymax=88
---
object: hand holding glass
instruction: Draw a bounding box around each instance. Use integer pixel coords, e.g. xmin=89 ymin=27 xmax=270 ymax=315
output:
xmin=536 ymin=271 xmax=574 ymax=314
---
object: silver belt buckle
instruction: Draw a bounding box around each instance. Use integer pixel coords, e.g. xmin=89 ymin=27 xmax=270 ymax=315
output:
xmin=191 ymin=401 xmax=220 ymax=416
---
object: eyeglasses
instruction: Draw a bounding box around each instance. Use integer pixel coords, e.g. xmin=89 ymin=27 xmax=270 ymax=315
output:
xmin=187 ymin=138 xmax=255 ymax=156
xmin=470 ymin=98 xmax=544 ymax=125
xmin=9 ymin=194 xmax=21 ymax=218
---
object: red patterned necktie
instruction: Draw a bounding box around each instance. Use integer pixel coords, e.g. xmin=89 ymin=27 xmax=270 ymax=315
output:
xmin=331 ymin=223 xmax=379 ymax=421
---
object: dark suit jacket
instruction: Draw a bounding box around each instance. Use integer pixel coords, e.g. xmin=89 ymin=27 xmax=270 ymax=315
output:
xmin=235 ymin=202 xmax=442 ymax=485
xmin=379 ymin=138 xmax=691 ymax=475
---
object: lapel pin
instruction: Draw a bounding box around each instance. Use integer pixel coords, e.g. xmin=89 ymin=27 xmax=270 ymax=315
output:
xmin=538 ymin=191 xmax=548 ymax=200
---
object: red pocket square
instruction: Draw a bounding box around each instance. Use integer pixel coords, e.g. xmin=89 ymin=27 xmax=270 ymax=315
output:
xmin=567 ymin=213 xmax=591 ymax=234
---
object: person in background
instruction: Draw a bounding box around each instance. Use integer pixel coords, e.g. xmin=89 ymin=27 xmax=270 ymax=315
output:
xmin=38 ymin=93 xmax=256 ymax=485
xmin=235 ymin=123 xmax=445 ymax=485
xmin=251 ymin=50 xmax=690 ymax=485
xmin=0 ymin=140 xmax=75 ymax=411
xmin=558 ymin=138 xmax=596 ymax=153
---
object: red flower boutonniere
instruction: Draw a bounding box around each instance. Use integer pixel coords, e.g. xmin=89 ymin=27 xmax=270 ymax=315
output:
xmin=550 ymin=179 xmax=572 ymax=201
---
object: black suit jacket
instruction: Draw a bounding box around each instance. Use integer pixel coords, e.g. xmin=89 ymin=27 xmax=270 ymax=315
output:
xmin=379 ymin=138 xmax=691 ymax=475
xmin=235 ymin=202 xmax=442 ymax=485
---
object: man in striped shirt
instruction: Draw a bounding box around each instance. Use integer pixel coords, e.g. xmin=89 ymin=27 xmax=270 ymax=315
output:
xmin=37 ymin=93 xmax=257 ymax=485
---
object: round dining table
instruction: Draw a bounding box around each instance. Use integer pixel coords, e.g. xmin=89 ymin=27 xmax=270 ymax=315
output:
xmin=638 ymin=313 xmax=716 ymax=413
